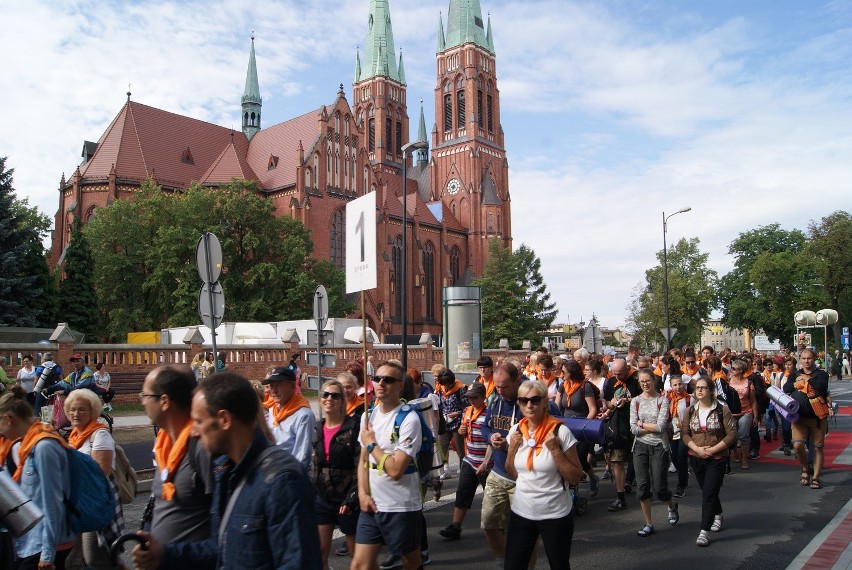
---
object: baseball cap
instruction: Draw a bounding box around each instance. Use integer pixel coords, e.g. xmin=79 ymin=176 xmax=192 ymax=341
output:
xmin=69 ymin=354 xmax=83 ymax=361
xmin=262 ymin=367 xmax=296 ymax=384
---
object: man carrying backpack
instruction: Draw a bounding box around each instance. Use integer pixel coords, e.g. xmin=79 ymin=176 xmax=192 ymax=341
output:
xmin=352 ymin=361 xmax=423 ymax=570
xmin=32 ymin=352 xmax=62 ymax=416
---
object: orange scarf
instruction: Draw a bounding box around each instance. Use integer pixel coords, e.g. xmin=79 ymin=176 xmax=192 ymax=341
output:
xmin=763 ymin=370 xmax=772 ymax=386
xmin=68 ymin=420 xmax=107 ymax=450
xmin=153 ymin=420 xmax=193 ymax=501
xmin=463 ymin=404 xmax=486 ymax=443
xmin=668 ymin=391 xmax=688 ymax=421
xmin=540 ymin=374 xmax=558 ymax=388
xmin=477 ymin=376 xmax=495 ymax=400
xmin=346 ymin=395 xmax=365 ymax=416
xmin=518 ymin=415 xmax=562 ymax=471
xmin=271 ymin=393 xmax=311 ymax=426
xmin=653 ymin=365 xmax=663 ymax=377
xmin=563 ymin=379 xmax=584 ymax=401
xmin=0 ymin=435 xmax=18 ymax=466
xmin=438 ymin=380 xmax=465 ymax=397
xmin=262 ymin=391 xmax=274 ymax=409
xmin=713 ymin=370 xmax=727 ymax=382
xmin=684 ymin=363 xmax=700 ymax=376
xmin=13 ymin=422 xmax=67 ymax=482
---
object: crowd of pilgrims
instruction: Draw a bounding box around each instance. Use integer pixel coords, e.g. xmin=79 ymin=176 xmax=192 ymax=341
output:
xmin=0 ymin=342 xmax=834 ymax=569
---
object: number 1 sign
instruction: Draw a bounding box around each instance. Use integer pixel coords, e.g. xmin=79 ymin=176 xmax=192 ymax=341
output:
xmin=345 ymin=191 xmax=377 ymax=293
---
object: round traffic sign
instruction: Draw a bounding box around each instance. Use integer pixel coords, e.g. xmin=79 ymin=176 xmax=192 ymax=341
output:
xmin=313 ymin=285 xmax=328 ymax=330
xmin=199 ymin=282 xmax=225 ymax=330
xmin=196 ymin=233 xmax=223 ymax=283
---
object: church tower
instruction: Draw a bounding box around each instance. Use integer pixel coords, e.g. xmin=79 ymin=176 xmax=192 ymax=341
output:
xmin=242 ymin=34 xmax=262 ymax=141
xmin=433 ymin=0 xmax=511 ymax=276
xmin=352 ymin=0 xmax=409 ymax=168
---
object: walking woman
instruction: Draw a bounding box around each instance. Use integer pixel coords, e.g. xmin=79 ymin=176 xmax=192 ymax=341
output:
xmin=728 ymin=360 xmax=758 ymax=469
xmin=505 ymin=380 xmax=582 ymax=570
xmin=0 ymin=386 xmax=77 ymax=569
xmin=312 ymin=380 xmax=360 ymax=567
xmin=629 ymin=369 xmax=679 ymax=537
xmin=682 ymin=377 xmax=737 ymax=546
xmin=559 ymin=359 xmax=600 ymax=496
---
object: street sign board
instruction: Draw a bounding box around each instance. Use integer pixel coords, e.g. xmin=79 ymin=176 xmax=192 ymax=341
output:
xmin=195 ymin=233 xmax=223 ymax=283
xmin=754 ymin=335 xmax=781 ymax=351
xmin=306 ymin=352 xmax=337 ymax=367
xmin=307 ymin=329 xmax=332 ymax=347
xmin=660 ymin=328 xmax=677 ymax=342
xmin=198 ymin=282 xmax=225 ymax=330
xmin=345 ymin=191 xmax=377 ymax=293
xmin=843 ymin=333 xmax=850 ymax=351
xmin=313 ymin=285 xmax=329 ymax=331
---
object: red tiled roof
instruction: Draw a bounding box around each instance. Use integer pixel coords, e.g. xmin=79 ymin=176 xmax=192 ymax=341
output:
xmin=438 ymin=201 xmax=467 ymax=232
xmin=245 ymin=107 xmax=323 ymax=190
xmin=199 ymin=140 xmax=259 ymax=185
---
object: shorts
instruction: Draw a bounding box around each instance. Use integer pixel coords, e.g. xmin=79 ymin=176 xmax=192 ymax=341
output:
xmin=356 ymin=510 xmax=421 ymax=556
xmin=792 ymin=417 xmax=827 ymax=447
xmin=315 ymin=495 xmax=358 ymax=536
xmin=455 ymin=460 xmax=489 ymax=510
xmin=609 ymin=447 xmax=630 ymax=463
xmin=480 ymin=471 xmax=515 ymax=530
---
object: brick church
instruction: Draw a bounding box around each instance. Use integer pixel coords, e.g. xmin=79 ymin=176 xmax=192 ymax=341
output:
xmin=50 ymin=0 xmax=512 ymax=342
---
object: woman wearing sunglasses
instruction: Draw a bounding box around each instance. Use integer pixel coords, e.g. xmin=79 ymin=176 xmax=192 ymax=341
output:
xmin=312 ymin=380 xmax=360 ymax=568
xmin=504 ymin=380 xmax=582 ymax=570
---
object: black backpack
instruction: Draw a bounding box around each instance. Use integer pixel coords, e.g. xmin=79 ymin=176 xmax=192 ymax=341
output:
xmin=718 ymin=380 xmax=741 ymax=414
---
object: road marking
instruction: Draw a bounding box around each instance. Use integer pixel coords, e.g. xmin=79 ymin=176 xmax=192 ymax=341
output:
xmin=834 ymin=442 xmax=852 ymax=465
xmin=786 ymin=496 xmax=852 ymax=570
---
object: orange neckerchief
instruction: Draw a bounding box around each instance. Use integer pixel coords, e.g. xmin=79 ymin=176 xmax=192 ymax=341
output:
xmin=271 ymin=392 xmax=311 ymax=426
xmin=540 ymin=373 xmax=557 ymax=388
xmin=668 ymin=391 xmax=688 ymax=420
xmin=68 ymin=420 xmax=107 ymax=450
xmin=684 ymin=363 xmax=700 ymax=376
xmin=518 ymin=415 xmax=562 ymax=471
xmin=0 ymin=435 xmax=18 ymax=466
xmin=563 ymin=379 xmax=585 ymax=401
xmin=713 ymin=370 xmax=728 ymax=382
xmin=13 ymin=422 xmax=67 ymax=482
xmin=654 ymin=365 xmax=663 ymax=377
xmin=438 ymin=380 xmax=465 ymax=397
xmin=477 ymin=376 xmax=495 ymax=400
xmin=463 ymin=404 xmax=487 ymax=442
xmin=262 ymin=391 xmax=274 ymax=409
xmin=763 ymin=370 xmax=772 ymax=386
xmin=346 ymin=395 xmax=365 ymax=416
xmin=153 ymin=420 xmax=193 ymax=501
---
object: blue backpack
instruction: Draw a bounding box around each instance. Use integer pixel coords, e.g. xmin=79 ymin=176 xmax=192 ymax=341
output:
xmin=64 ymin=448 xmax=115 ymax=532
xmin=389 ymin=405 xmax=437 ymax=479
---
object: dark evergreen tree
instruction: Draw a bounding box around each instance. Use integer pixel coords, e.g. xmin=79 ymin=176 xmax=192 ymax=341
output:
xmin=59 ymin=217 xmax=99 ymax=341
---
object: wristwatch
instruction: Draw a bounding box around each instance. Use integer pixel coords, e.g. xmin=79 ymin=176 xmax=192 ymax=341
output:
xmin=366 ymin=443 xmax=377 ymax=453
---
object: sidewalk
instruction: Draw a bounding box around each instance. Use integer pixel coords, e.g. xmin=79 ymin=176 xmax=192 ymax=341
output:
xmin=786 ymin=495 xmax=852 ymax=570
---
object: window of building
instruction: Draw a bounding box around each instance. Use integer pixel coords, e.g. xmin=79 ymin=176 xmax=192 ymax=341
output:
xmin=450 ymin=245 xmax=460 ymax=285
xmin=487 ymin=94 xmax=493 ymax=132
xmin=369 ymin=118 xmax=375 ymax=151
xmin=386 ymin=117 xmax=393 ymax=155
xmin=424 ymin=241 xmax=435 ymax=319
xmin=396 ymin=122 xmax=402 ymax=157
xmin=330 ymin=209 xmax=345 ymax=269
xmin=457 ymin=91 xmax=466 ymax=128
xmin=444 ymin=94 xmax=453 ymax=132
xmin=392 ymin=235 xmax=403 ymax=317
xmin=477 ymin=90 xmax=483 ymax=128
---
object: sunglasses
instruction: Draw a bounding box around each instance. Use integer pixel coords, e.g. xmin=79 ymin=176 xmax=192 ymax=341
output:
xmin=372 ymin=375 xmax=400 ymax=384
xmin=320 ymin=391 xmax=343 ymax=400
xmin=517 ymin=396 xmax=544 ymax=406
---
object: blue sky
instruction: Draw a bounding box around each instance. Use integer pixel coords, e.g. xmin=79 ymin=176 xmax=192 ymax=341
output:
xmin=1 ymin=0 xmax=850 ymax=331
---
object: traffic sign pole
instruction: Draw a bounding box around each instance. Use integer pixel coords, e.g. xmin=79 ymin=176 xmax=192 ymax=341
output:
xmin=203 ymin=233 xmax=219 ymax=374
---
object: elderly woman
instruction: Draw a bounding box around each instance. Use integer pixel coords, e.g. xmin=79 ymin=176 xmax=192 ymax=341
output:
xmin=313 ymin=380 xmax=360 ymax=567
xmin=682 ymin=376 xmax=737 ymax=546
xmin=338 ymin=372 xmax=365 ymax=421
xmin=505 ymin=380 xmax=582 ymax=570
xmin=65 ymin=388 xmax=123 ymax=570
xmin=0 ymin=386 xmax=77 ymax=569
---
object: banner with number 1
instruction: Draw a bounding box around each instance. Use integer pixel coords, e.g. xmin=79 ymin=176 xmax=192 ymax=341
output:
xmin=345 ymin=191 xmax=377 ymax=293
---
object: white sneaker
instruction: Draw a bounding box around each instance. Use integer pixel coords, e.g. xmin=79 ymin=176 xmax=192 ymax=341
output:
xmin=668 ymin=462 xmax=676 ymax=473
xmin=696 ymin=530 xmax=710 ymax=547
xmin=710 ymin=514 xmax=723 ymax=532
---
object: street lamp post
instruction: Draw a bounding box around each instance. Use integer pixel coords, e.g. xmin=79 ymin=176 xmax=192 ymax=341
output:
xmin=400 ymin=140 xmax=429 ymax=371
xmin=662 ymin=207 xmax=692 ymax=352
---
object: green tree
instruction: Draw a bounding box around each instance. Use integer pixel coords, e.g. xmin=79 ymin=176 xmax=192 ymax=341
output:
xmin=59 ymin=217 xmax=99 ymax=340
xmin=473 ymin=241 xmax=556 ymax=349
xmin=807 ymin=211 xmax=852 ymax=348
xmin=627 ymin=237 xmax=717 ymax=348
xmin=0 ymin=157 xmax=57 ymax=326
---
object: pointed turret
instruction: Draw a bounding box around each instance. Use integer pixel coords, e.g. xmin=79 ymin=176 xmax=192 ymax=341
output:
xmin=398 ymin=50 xmax=406 ymax=85
xmin=359 ymin=0 xmax=402 ymax=83
xmin=354 ymin=48 xmax=362 ymax=83
xmin=241 ymin=33 xmax=262 ymax=141
xmin=416 ymin=99 xmax=428 ymax=166
xmin=445 ymin=0 xmax=491 ymax=53
xmin=486 ymin=13 xmax=495 ymax=52
xmin=437 ymin=12 xmax=446 ymax=52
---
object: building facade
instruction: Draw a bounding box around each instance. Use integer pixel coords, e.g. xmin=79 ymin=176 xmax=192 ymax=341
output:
xmin=701 ymin=319 xmax=748 ymax=353
xmin=49 ymin=0 xmax=512 ymax=341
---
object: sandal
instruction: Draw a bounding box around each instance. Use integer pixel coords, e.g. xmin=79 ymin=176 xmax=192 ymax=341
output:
xmin=800 ymin=469 xmax=810 ymax=486
xmin=810 ymin=478 xmax=822 ymax=490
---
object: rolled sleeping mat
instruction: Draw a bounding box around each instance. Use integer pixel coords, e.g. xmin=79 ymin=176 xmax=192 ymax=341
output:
xmin=405 ymin=397 xmax=444 ymax=470
xmin=0 ymin=467 xmax=44 ymax=537
xmin=767 ymin=386 xmax=799 ymax=414
xmin=775 ymin=406 xmax=799 ymax=424
xmin=560 ymin=416 xmax=606 ymax=445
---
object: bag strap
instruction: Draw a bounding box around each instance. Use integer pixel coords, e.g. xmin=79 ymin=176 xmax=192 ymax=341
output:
xmin=218 ymin=446 xmax=277 ymax=543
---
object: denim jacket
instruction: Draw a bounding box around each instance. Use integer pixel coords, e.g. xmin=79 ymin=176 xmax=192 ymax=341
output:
xmin=162 ymin=429 xmax=321 ymax=570
xmin=15 ymin=438 xmax=77 ymax=563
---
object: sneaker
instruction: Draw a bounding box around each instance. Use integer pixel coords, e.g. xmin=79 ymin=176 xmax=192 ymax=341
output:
xmin=335 ymin=544 xmax=349 ymax=556
xmin=439 ymin=465 xmax=452 ymax=480
xmin=637 ymin=524 xmax=655 ymax=537
xmin=783 ymin=446 xmax=792 ymax=456
xmin=602 ymin=469 xmax=613 ymax=481
xmin=589 ymin=474 xmax=600 ymax=497
xmin=673 ymin=487 xmax=685 ymax=498
xmin=710 ymin=514 xmax=723 ymax=532
xmin=624 ymin=482 xmax=634 ymax=494
xmin=668 ymin=502 xmax=679 ymax=526
xmin=421 ymin=551 xmax=431 ymax=566
xmin=439 ymin=524 xmax=461 ymax=540
xmin=379 ymin=555 xmax=402 ymax=570
xmin=749 ymin=450 xmax=759 ymax=460
xmin=696 ymin=530 xmax=710 ymax=547
xmin=668 ymin=462 xmax=676 ymax=473
xmin=103 ymin=404 xmax=113 ymax=412
xmin=607 ymin=498 xmax=627 ymax=512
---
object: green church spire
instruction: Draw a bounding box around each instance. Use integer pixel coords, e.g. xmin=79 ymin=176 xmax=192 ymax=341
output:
xmin=437 ymin=11 xmax=446 ymax=52
xmin=241 ymin=33 xmax=262 ymax=141
xmin=444 ymin=0 xmax=491 ymax=53
xmin=359 ymin=0 xmax=403 ymax=84
xmin=398 ymin=49 xmax=406 ymax=84
xmin=486 ymin=13 xmax=494 ymax=52
xmin=416 ymin=98 xmax=428 ymax=166
xmin=354 ymin=47 xmax=362 ymax=83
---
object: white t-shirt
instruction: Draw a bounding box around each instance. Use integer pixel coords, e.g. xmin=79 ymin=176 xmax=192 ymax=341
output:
xmin=359 ymin=403 xmax=423 ymax=512
xmin=79 ymin=428 xmax=117 ymax=469
xmin=508 ymin=422 xmax=577 ymax=520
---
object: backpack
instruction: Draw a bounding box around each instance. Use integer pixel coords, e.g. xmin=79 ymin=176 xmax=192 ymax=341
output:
xmin=388 ymin=405 xmax=437 ymax=479
xmin=64 ymin=447 xmax=115 ymax=532
xmin=113 ymin=444 xmax=138 ymax=504
xmin=718 ymin=380 xmax=741 ymax=414
xmin=750 ymin=374 xmax=769 ymax=412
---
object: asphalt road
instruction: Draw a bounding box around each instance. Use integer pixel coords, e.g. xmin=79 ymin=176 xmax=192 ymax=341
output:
xmin=116 ymin=380 xmax=852 ymax=569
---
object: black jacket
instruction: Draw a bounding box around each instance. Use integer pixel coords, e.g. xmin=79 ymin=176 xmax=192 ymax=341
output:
xmin=312 ymin=414 xmax=360 ymax=509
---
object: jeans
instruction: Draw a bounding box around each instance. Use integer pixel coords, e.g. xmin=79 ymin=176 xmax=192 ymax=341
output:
xmin=735 ymin=413 xmax=753 ymax=447
xmin=632 ymin=440 xmax=671 ymax=501
xmin=505 ymin=510 xmax=573 ymax=570
xmin=439 ymin=430 xmax=465 ymax=465
xmin=670 ymin=439 xmax=689 ymax=489
xmin=765 ymin=406 xmax=779 ymax=435
xmin=780 ymin=415 xmax=793 ymax=446
xmin=689 ymin=456 xmax=726 ymax=531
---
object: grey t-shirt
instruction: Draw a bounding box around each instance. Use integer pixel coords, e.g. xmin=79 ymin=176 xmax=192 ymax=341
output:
xmin=150 ymin=438 xmax=214 ymax=543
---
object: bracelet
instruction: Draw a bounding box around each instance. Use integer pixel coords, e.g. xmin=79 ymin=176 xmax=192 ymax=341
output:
xmin=377 ymin=453 xmax=392 ymax=476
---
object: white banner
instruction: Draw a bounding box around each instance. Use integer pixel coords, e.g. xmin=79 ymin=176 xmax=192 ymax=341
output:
xmin=345 ymin=192 xmax=377 ymax=293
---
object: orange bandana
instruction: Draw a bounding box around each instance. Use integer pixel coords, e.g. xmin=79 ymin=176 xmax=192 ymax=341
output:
xmin=684 ymin=363 xmax=700 ymax=376
xmin=477 ymin=376 xmax=495 ymax=400
xmin=518 ymin=415 xmax=562 ymax=471
xmin=713 ymin=370 xmax=728 ymax=382
xmin=271 ymin=393 xmax=311 ymax=426
xmin=463 ymin=404 xmax=487 ymax=443
xmin=540 ymin=374 xmax=558 ymax=388
xmin=0 ymin=435 xmax=18 ymax=467
xmin=653 ymin=365 xmax=663 ymax=377
xmin=563 ymin=379 xmax=585 ymax=401
xmin=14 ymin=422 xmax=67 ymax=482
xmin=668 ymin=391 xmax=688 ymax=421
xmin=763 ymin=370 xmax=772 ymax=386
xmin=438 ymin=380 xmax=465 ymax=397
xmin=153 ymin=420 xmax=193 ymax=501
xmin=68 ymin=420 xmax=107 ymax=450
xmin=346 ymin=395 xmax=365 ymax=416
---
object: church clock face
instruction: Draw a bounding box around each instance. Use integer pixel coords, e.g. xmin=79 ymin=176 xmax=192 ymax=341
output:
xmin=446 ymin=178 xmax=461 ymax=195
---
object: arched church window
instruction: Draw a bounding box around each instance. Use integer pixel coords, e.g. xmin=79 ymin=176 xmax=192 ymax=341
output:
xmin=449 ymin=246 xmax=460 ymax=285
xmin=424 ymin=241 xmax=435 ymax=319
xmin=392 ymin=235 xmax=403 ymax=317
xmin=457 ymin=91 xmax=466 ymax=128
xmin=330 ymin=208 xmax=345 ymax=269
